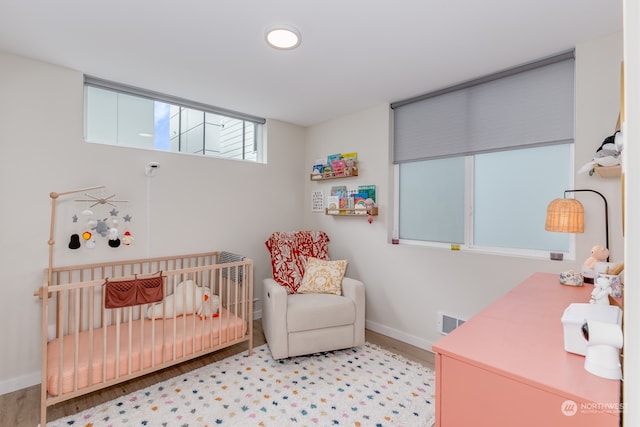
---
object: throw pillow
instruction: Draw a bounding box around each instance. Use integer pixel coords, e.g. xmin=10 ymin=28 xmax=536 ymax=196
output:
xmin=298 ymin=257 xmax=347 ymax=295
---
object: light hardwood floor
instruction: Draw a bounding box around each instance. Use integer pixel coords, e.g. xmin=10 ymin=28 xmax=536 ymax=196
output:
xmin=3 ymin=321 xmax=435 ymax=426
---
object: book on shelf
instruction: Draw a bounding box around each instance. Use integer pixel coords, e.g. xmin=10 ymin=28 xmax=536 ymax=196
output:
xmin=339 ymin=197 xmax=350 ymax=210
xmin=327 ymin=153 xmax=342 ymax=165
xmin=357 ymin=185 xmax=376 ymax=203
xmin=326 ymin=196 xmax=340 ymax=214
xmin=354 ymin=193 xmax=367 ymax=207
xmin=331 ymin=159 xmax=346 ymax=177
xmin=331 ymin=185 xmax=348 ymax=197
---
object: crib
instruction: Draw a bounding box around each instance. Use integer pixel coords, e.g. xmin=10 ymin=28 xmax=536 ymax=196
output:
xmin=34 ymin=251 xmax=253 ymax=426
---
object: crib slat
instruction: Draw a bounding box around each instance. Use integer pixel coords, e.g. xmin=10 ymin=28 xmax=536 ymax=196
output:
xmin=56 ymin=289 xmax=64 ymax=396
xmin=127 ymin=306 xmax=133 ymax=376
xmin=139 ymin=304 xmax=144 ymax=372
xmin=115 ymin=309 xmax=120 ymax=381
xmin=102 ymin=291 xmax=108 ymax=386
xmin=39 ymin=280 xmax=48 ymax=427
xmin=87 ymin=286 xmax=94 ymax=389
xmin=73 ymin=288 xmax=81 ymax=392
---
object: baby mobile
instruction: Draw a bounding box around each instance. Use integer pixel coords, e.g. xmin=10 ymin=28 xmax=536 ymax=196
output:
xmin=68 ymin=190 xmax=134 ymax=250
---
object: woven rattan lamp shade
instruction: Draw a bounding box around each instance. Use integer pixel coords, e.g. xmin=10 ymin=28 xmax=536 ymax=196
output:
xmin=545 ymin=198 xmax=585 ymax=233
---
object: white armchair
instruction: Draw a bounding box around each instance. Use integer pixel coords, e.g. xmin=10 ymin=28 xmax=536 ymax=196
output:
xmin=262 ymin=231 xmax=365 ymax=360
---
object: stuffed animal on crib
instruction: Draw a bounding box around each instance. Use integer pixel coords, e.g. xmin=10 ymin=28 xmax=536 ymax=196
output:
xmin=147 ymin=280 xmax=220 ymax=319
xmin=590 ymin=276 xmax=612 ymax=305
xmin=583 ymin=245 xmax=609 ymax=270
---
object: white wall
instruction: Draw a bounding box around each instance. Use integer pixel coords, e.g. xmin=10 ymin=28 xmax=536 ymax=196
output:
xmin=304 ymin=32 xmax=624 ymax=351
xmin=0 ymin=52 xmax=306 ymax=393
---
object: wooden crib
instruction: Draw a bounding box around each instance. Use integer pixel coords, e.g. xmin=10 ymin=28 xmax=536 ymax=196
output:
xmin=34 ymin=251 xmax=253 ymax=426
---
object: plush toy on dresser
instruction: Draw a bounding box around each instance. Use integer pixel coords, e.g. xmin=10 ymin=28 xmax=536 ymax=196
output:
xmin=582 ymin=245 xmax=609 ymax=283
xmin=584 ymin=245 xmax=609 ymax=269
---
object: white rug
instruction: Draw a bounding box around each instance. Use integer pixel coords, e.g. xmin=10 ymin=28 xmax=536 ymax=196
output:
xmin=48 ymin=343 xmax=435 ymax=426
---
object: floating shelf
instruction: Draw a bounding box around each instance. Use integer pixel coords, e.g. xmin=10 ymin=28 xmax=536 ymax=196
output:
xmin=594 ymin=165 xmax=621 ymax=178
xmin=325 ymin=207 xmax=378 ymax=216
xmin=311 ymin=169 xmax=358 ymax=181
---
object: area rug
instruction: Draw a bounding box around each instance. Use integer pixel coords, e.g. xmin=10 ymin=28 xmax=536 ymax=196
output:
xmin=48 ymin=343 xmax=435 ymax=427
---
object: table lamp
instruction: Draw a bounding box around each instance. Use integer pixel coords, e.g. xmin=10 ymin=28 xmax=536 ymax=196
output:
xmin=545 ymin=189 xmax=610 ymax=262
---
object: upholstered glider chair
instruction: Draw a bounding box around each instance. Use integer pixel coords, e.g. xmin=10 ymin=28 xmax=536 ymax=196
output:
xmin=262 ymin=231 xmax=365 ymax=359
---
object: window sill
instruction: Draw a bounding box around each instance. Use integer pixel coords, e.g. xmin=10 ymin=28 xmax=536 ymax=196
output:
xmin=393 ymin=239 xmax=575 ymax=261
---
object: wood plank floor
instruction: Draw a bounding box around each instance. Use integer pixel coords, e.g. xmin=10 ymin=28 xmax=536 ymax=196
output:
xmin=3 ymin=321 xmax=435 ymax=426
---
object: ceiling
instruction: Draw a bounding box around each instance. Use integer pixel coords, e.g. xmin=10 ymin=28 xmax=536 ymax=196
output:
xmin=0 ymin=0 xmax=622 ymax=127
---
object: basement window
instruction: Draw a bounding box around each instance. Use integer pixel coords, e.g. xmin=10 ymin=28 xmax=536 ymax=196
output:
xmin=84 ymin=76 xmax=266 ymax=162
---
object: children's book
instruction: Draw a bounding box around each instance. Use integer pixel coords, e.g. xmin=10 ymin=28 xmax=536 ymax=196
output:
xmin=327 ymin=153 xmax=342 ymax=165
xmin=354 ymin=193 xmax=367 ymax=206
xmin=331 ymin=159 xmax=345 ymax=176
xmin=327 ymin=196 xmax=340 ymax=214
xmin=342 ymin=152 xmax=358 ymax=162
xmin=357 ymin=185 xmax=376 ymax=203
xmin=331 ymin=185 xmax=347 ymax=197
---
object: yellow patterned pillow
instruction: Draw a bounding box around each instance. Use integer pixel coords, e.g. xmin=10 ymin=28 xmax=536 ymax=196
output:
xmin=298 ymin=257 xmax=348 ymax=295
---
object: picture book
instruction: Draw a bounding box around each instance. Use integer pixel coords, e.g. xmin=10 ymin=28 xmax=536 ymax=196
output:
xmin=357 ymin=185 xmax=376 ymax=203
xmin=331 ymin=185 xmax=348 ymax=197
xmin=331 ymin=159 xmax=345 ymax=176
xmin=327 ymin=196 xmax=340 ymax=214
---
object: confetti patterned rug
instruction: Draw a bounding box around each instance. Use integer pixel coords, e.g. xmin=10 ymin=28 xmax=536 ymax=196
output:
xmin=48 ymin=343 xmax=435 ymax=427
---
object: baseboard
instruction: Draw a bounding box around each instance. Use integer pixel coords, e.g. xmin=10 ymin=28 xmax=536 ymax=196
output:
xmin=0 ymin=371 xmax=40 ymax=396
xmin=365 ymin=319 xmax=435 ymax=353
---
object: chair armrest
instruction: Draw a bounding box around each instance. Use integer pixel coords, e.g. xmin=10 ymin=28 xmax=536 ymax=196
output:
xmin=342 ymin=277 xmax=365 ymax=346
xmin=262 ymin=278 xmax=289 ymax=359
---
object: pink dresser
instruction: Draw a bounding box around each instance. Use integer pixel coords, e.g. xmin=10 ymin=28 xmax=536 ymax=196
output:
xmin=433 ymin=272 xmax=621 ymax=427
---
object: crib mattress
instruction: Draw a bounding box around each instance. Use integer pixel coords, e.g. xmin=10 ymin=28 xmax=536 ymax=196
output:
xmin=47 ymin=309 xmax=247 ymax=397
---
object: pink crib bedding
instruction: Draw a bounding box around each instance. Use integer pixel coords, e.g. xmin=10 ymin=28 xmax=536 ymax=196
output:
xmin=47 ymin=309 xmax=247 ymax=397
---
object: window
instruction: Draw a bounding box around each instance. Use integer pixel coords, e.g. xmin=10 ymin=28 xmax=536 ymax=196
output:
xmin=398 ymin=144 xmax=573 ymax=256
xmin=84 ymin=76 xmax=266 ymax=162
xmin=392 ymin=51 xmax=575 ymax=257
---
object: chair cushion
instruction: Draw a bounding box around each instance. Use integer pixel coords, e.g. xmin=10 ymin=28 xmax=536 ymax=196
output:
xmin=286 ymin=293 xmax=355 ymax=332
xmin=265 ymin=231 xmax=330 ymax=294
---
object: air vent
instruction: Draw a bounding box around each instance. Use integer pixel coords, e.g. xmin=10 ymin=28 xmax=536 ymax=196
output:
xmin=438 ymin=312 xmax=466 ymax=335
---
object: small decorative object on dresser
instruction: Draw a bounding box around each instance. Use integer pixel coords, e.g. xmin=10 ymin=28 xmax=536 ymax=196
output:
xmin=559 ymin=270 xmax=583 ymax=286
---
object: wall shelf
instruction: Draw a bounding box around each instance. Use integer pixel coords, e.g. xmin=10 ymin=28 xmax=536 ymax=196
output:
xmin=325 ymin=207 xmax=378 ymax=216
xmin=311 ymin=169 xmax=358 ymax=181
xmin=594 ymin=165 xmax=621 ymax=178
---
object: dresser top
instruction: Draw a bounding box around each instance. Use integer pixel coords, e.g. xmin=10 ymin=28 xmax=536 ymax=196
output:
xmin=433 ymin=272 xmax=620 ymax=404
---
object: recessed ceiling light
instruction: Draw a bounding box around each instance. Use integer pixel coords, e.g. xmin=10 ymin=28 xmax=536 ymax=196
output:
xmin=265 ymin=26 xmax=301 ymax=50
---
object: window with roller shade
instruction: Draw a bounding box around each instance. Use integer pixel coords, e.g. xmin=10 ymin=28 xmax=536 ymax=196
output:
xmin=392 ymin=51 xmax=575 ymax=257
